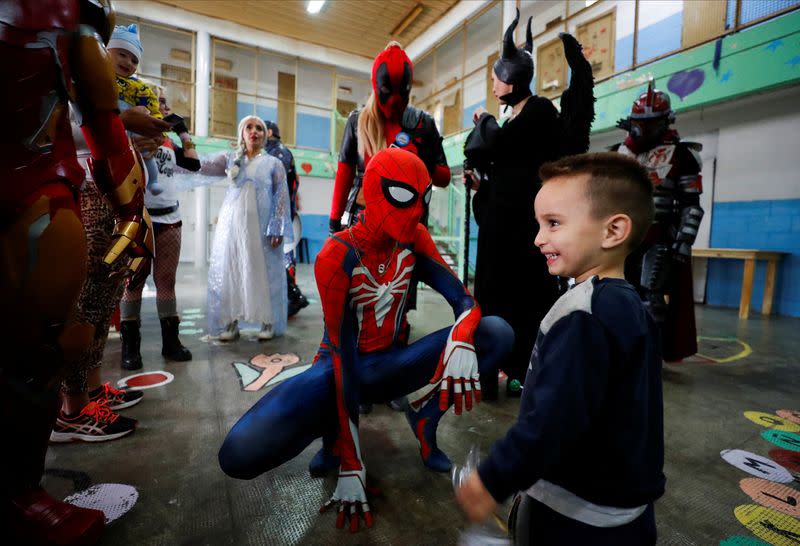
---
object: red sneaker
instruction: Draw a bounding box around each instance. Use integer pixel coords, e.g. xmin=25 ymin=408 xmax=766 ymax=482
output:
xmin=8 ymin=487 xmax=105 ymax=545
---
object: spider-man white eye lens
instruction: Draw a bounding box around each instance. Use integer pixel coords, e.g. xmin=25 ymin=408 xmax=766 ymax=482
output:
xmin=389 ymin=186 xmax=414 ymax=204
xmin=381 ymin=177 xmax=419 ymax=208
xmin=423 ymin=185 xmax=432 ymax=206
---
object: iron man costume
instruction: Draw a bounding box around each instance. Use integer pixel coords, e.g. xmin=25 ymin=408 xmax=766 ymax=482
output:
xmin=0 ymin=1 xmax=152 ymax=543
xmin=615 ymin=80 xmax=704 ymax=361
xmin=219 ymin=149 xmax=512 ymax=532
xmin=329 ymin=44 xmax=450 ymax=232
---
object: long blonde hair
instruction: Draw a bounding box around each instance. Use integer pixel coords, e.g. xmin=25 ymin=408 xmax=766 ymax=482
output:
xmin=357 ymin=40 xmax=405 ymax=159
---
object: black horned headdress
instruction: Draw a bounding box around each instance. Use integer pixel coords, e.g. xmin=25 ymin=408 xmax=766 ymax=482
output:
xmin=492 ymin=8 xmax=534 ymax=106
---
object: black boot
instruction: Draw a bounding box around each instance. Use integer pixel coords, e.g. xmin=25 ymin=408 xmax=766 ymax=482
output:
xmin=120 ymin=320 xmax=143 ymax=370
xmin=160 ymin=316 xmax=192 ymax=362
xmin=287 ymin=270 xmax=309 ymax=318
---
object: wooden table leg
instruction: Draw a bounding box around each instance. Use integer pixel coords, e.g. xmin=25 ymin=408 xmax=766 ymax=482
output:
xmin=762 ymin=259 xmax=778 ymax=316
xmin=740 ymin=258 xmax=755 ymax=319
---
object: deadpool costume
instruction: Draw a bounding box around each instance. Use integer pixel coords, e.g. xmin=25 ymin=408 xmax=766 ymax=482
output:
xmin=329 ymin=43 xmax=450 ymax=233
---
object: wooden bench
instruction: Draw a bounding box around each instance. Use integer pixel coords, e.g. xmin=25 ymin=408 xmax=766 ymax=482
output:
xmin=692 ymin=248 xmax=787 ymax=319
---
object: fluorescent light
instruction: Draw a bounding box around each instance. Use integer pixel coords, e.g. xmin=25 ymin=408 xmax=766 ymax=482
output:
xmin=307 ymin=0 xmax=325 ymax=14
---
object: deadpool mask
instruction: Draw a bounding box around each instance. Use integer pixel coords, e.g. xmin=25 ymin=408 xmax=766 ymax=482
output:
xmin=371 ymin=45 xmax=413 ymax=121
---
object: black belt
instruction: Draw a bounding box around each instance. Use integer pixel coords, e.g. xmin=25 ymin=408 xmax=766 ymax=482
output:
xmin=147 ymin=203 xmax=178 ymax=216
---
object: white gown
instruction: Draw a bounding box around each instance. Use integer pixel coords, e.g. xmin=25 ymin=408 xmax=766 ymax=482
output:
xmin=183 ymin=151 xmax=292 ymax=336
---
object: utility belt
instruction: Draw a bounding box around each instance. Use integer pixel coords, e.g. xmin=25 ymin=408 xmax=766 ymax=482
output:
xmin=147 ymin=202 xmax=178 ymax=217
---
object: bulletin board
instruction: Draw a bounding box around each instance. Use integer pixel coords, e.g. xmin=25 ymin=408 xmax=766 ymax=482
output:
xmin=576 ymin=9 xmax=616 ymax=83
xmin=536 ymin=36 xmax=567 ymax=99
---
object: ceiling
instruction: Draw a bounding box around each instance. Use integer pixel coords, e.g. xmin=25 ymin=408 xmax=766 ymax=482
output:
xmin=153 ymin=0 xmax=461 ymax=59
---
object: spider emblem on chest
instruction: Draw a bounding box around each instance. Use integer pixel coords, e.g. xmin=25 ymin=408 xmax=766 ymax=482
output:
xmin=349 ymin=249 xmax=415 ymax=329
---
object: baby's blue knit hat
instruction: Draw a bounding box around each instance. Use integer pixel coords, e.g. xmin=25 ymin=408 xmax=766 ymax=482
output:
xmin=108 ymin=24 xmax=143 ymax=61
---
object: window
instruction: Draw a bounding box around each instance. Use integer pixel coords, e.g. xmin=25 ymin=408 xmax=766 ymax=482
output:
xmin=117 ymin=17 xmax=195 ymax=131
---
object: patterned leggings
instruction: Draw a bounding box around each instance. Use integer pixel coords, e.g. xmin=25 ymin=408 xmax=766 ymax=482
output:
xmin=120 ymin=221 xmax=182 ymax=320
xmin=61 ymin=181 xmax=125 ymax=395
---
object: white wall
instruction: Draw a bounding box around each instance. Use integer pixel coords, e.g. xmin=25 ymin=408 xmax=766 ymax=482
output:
xmin=298 ymin=176 xmax=334 ymax=216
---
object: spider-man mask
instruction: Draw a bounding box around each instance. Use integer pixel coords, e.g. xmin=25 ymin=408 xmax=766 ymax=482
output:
xmin=363 ymin=148 xmax=432 ymax=244
xmin=372 ymin=45 xmax=413 ymax=121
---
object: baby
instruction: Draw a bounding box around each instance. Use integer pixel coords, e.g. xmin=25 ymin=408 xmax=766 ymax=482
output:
xmin=107 ymin=24 xmax=164 ymax=195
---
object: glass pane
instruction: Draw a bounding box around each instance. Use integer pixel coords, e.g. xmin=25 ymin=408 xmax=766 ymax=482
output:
xmin=296 ymin=63 xmax=333 ymax=150
xmin=465 ymin=3 xmax=501 ymax=74
xmin=462 ymin=72 xmax=485 ymax=130
xmin=435 ymin=29 xmax=464 ymax=93
xmin=412 ymin=53 xmax=434 ymax=105
xmin=257 ymin=51 xmax=294 ymax=101
xmin=519 ymin=0 xmax=567 ymax=38
xmin=211 ymin=40 xmax=256 ymax=138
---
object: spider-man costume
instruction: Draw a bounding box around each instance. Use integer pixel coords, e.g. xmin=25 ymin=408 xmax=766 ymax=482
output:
xmin=329 ymin=43 xmax=450 ymax=232
xmin=219 ymin=148 xmax=513 ymax=532
xmin=1 ymin=2 xmax=152 ymax=544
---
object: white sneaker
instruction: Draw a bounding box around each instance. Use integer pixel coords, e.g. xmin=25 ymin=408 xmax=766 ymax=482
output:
xmin=258 ymin=323 xmax=274 ymax=341
xmin=219 ymin=320 xmax=239 ymax=342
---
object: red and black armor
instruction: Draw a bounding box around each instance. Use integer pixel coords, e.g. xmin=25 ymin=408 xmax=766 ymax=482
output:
xmin=615 ymin=80 xmax=704 ymax=361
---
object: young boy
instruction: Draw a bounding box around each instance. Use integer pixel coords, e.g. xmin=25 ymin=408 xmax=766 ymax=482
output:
xmin=107 ymin=24 xmax=164 ymax=195
xmin=455 ymin=152 xmax=664 ymax=545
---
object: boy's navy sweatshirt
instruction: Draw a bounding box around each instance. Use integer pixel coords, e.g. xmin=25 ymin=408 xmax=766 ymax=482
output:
xmin=478 ymin=276 xmax=665 ymax=509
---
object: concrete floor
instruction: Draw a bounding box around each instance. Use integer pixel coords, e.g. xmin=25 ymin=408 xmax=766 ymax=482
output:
xmin=42 ymin=264 xmax=800 ymax=545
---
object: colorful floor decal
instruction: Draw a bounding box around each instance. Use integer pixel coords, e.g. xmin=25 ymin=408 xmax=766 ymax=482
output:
xmin=231 ymin=352 xmax=311 ymax=392
xmin=744 ymin=412 xmax=800 ymax=433
xmin=179 ymin=328 xmax=204 ymax=335
xmin=761 ymin=430 xmax=800 ymax=452
xmin=719 ymin=536 xmax=771 ymax=546
xmin=695 ymin=336 xmax=752 ymax=363
xmin=64 ymin=484 xmax=139 ymax=524
xmin=719 ymin=408 xmax=800 ymax=544
xmin=117 ymin=371 xmax=174 ymax=390
xmin=182 ymin=308 xmax=202 ymax=314
xmin=739 ymin=478 xmax=800 ymax=518
xmin=721 ymin=449 xmax=795 ymax=483
xmin=733 ymin=504 xmax=800 ymax=545
xmin=778 ymin=410 xmax=800 ymax=426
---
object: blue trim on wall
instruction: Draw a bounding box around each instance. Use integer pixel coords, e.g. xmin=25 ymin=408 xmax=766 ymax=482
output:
xmin=463 ymin=100 xmax=486 ymax=130
xmin=296 ymin=113 xmax=331 ymax=151
xmin=636 ymin=11 xmax=684 ymax=64
xmin=256 ymin=105 xmax=277 ymax=124
xmin=705 ymin=199 xmax=800 ymax=317
xmin=298 ymin=213 xmax=330 ymax=263
xmin=615 ymin=34 xmax=634 ymax=72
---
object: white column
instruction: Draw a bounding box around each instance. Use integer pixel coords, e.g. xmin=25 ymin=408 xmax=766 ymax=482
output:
xmin=194 ymin=30 xmax=210 ymax=269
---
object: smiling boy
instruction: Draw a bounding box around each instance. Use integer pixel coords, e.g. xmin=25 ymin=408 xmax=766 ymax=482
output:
xmin=456 ymin=153 xmax=665 ymax=545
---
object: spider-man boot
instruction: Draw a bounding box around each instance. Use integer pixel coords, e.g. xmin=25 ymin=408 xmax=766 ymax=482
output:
xmin=406 ymin=397 xmax=451 ymax=472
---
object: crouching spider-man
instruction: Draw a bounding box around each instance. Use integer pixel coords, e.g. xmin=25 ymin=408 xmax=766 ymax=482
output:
xmin=218 ymin=148 xmax=513 ymax=531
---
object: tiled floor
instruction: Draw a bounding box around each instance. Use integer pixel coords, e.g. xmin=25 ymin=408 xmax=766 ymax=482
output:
xmin=42 ymin=264 xmax=800 ymax=545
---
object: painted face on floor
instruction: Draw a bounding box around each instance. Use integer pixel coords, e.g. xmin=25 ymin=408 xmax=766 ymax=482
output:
xmin=534 ymin=174 xmax=606 ymax=282
xmin=362 ymin=148 xmax=431 ymax=244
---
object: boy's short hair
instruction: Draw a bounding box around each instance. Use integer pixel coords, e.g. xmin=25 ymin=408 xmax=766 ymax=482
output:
xmin=539 ymin=152 xmax=655 ymax=249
